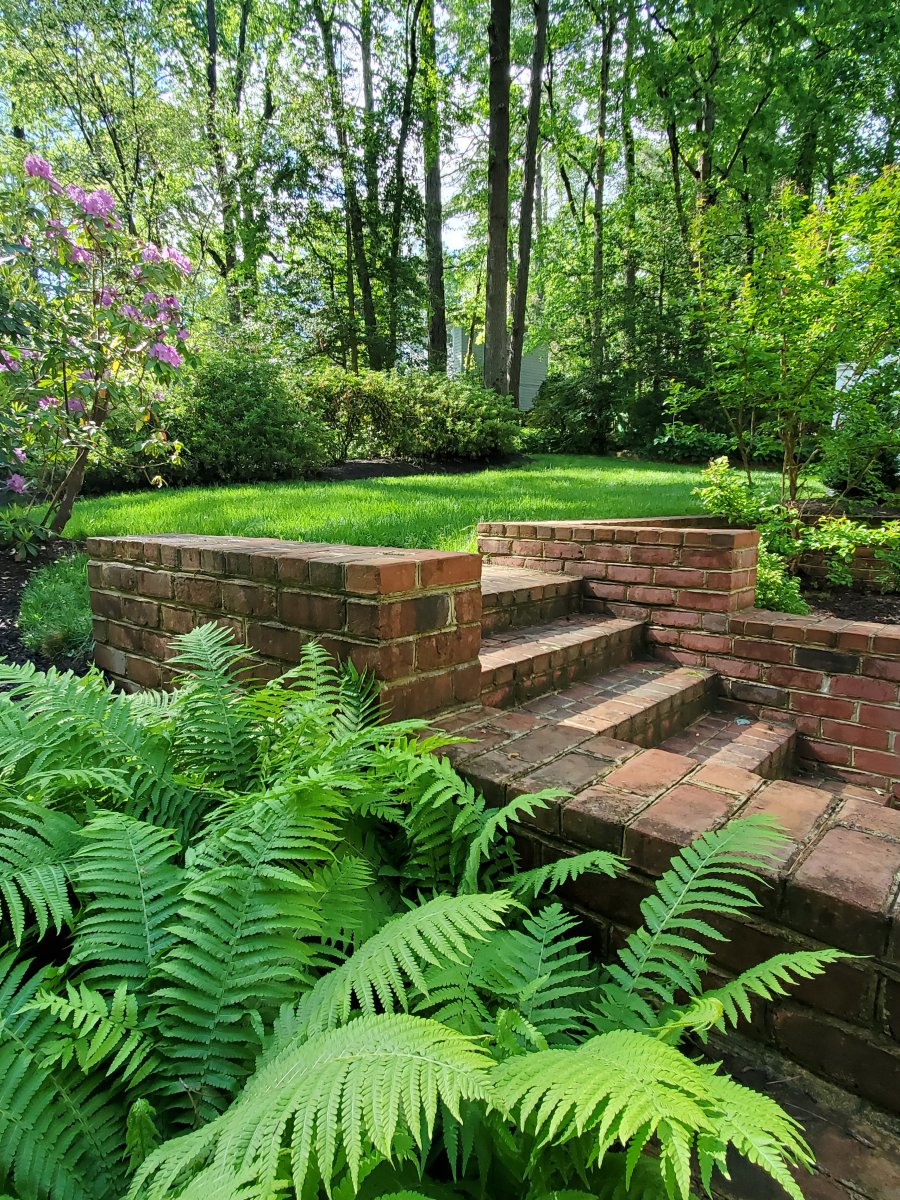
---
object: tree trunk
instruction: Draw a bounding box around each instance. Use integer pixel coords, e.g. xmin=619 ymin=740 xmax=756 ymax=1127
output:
xmin=345 ymin=211 xmax=359 ymax=373
xmin=621 ymin=17 xmax=637 ymax=407
xmin=48 ymin=447 xmax=89 ymax=534
xmin=360 ymin=0 xmax=380 ymax=227
xmin=483 ymin=0 xmax=511 ymax=395
xmin=421 ymin=0 xmax=447 ymax=372
xmin=313 ymin=0 xmax=383 ymax=369
xmin=507 ymin=0 xmax=548 ymax=404
xmin=204 ymin=0 xmax=240 ymax=322
xmin=589 ymin=1 xmax=617 ymax=375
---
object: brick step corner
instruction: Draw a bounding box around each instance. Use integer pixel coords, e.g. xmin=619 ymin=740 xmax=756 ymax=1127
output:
xmin=479 ymin=613 xmax=645 ymax=708
xmin=480 ymin=562 xmax=583 ymax=636
xmin=660 ymin=711 xmax=797 ymax=780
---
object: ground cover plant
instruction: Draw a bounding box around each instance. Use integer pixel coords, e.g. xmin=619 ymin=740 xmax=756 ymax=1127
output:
xmin=0 ymin=623 xmax=848 ymax=1200
xmin=15 ymin=552 xmax=92 ymax=660
xmin=63 ymin=456 xmax=712 ymax=551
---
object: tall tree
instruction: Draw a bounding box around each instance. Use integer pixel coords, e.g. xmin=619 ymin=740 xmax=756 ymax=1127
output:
xmin=508 ymin=0 xmax=549 ymax=403
xmin=421 ymin=0 xmax=448 ymax=371
xmin=483 ymin=0 xmax=511 ymax=394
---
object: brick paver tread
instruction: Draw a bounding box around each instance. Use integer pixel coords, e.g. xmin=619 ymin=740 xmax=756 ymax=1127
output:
xmin=660 ymin=711 xmax=797 ymax=778
xmin=480 ymin=563 xmax=583 ymax=634
xmin=481 ymin=562 xmax=582 ymax=601
xmin=479 ymin=614 xmax=645 ymax=706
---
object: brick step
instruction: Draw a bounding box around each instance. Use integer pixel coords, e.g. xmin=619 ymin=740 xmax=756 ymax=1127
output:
xmin=480 ymin=563 xmax=582 ymax=636
xmin=480 ymin=614 xmax=644 ymax=708
xmin=660 ymin=711 xmax=797 ymax=779
xmin=512 ymin=660 xmax=718 ymax=745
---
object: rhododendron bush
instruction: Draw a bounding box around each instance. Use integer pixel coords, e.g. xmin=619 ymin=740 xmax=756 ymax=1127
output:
xmin=0 ymin=153 xmax=192 ymax=550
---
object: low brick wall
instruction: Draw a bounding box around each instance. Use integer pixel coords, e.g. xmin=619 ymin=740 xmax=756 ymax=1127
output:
xmin=478 ymin=518 xmax=900 ymax=796
xmin=87 ymin=534 xmax=482 ymax=718
xmin=799 ymin=545 xmax=897 ymax=591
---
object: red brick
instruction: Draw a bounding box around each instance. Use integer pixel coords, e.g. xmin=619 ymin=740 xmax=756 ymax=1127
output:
xmin=834 ymin=799 xmax=900 ymax=840
xmin=307 ymin=559 xmax=345 ymax=590
xmin=691 ymin=761 xmax=763 ymax=797
xmin=768 ymin=666 xmax=825 ymax=690
xmin=822 ymin=720 xmax=890 ymax=751
xmin=562 ymin=786 xmax=653 ymax=853
xmin=653 ymin=567 xmax=705 ymax=587
xmin=680 ymin=548 xmax=734 ymax=570
xmin=731 ymin=637 xmax=792 ymax=664
xmin=852 ymin=748 xmax=900 ymax=776
xmin=742 ymin=780 xmax=834 ymax=858
xmin=278 ymin=591 xmax=345 ymax=633
xmin=605 ymin=564 xmax=653 ymax=584
xmin=121 ymin=597 xmax=160 ymax=628
xmin=859 ymin=703 xmax=900 ymax=732
xmin=861 ymin=656 xmax=900 ymax=682
xmin=160 ymin=605 xmax=195 ymax=634
xmin=382 ymin=672 xmax=455 ymax=720
xmin=830 ymin=676 xmax=900 ymax=700
xmin=415 ymin=626 xmax=480 ymax=671
xmin=785 ymin=827 xmax=900 ymax=953
xmin=629 ymin=585 xmax=676 ymax=605
xmin=90 ymin=591 xmax=125 ymax=621
xmin=674 ymin=590 xmax=731 ymax=612
xmin=454 ymin=587 xmax=483 ymax=625
xmin=602 ymin=748 xmax=694 ymax=798
xmin=221 ymin=580 xmax=276 ymax=618
xmin=246 ymin=622 xmax=302 ymax=661
xmin=174 ymin=575 xmax=221 ymax=610
xmin=344 ymin=558 xmax=418 ymax=595
xmin=629 ymin=545 xmax=679 ymax=566
xmin=93 ymin=642 xmax=126 ymax=676
xmin=790 ymin=693 xmax=855 ymax=720
xmin=678 ymin=632 xmax=731 ymax=654
xmin=625 ymin=784 xmax=739 ymax=874
xmin=124 ymin=654 xmax=162 ymax=688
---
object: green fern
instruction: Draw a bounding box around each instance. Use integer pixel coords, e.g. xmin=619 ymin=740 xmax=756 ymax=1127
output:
xmin=0 ymin=801 xmax=79 ymax=944
xmin=509 ymin=849 xmax=624 ymax=898
xmin=594 ymin=816 xmax=788 ymax=1031
xmin=131 ymin=1013 xmax=493 ymax=1198
xmin=69 ymin=813 xmax=182 ymax=990
xmin=33 ymin=981 xmax=157 ymax=1085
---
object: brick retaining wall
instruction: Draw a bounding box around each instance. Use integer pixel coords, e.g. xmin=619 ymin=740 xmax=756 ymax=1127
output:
xmin=478 ymin=518 xmax=900 ymax=797
xmin=86 ymin=534 xmax=482 ymax=718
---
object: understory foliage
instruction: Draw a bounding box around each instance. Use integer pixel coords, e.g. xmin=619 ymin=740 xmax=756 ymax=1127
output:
xmin=0 ymin=624 xmax=847 ymax=1200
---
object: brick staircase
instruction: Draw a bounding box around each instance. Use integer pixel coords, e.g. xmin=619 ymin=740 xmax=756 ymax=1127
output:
xmin=476 ymin=562 xmax=800 ymax=780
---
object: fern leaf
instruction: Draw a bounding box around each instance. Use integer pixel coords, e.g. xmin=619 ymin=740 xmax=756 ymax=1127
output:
xmin=460 ymin=789 xmax=561 ymax=893
xmin=167 ymin=624 xmax=259 ymax=790
xmin=69 ymin=813 xmax=182 ymax=991
xmin=126 ymin=1098 xmax=160 ymax=1170
xmin=509 ymin=849 xmax=624 ymax=898
xmin=594 ymin=817 xmax=787 ymax=1029
xmin=478 ymin=904 xmax=598 ymax=1042
xmin=287 ymin=891 xmax=514 ymax=1040
xmin=32 ymin=981 xmax=158 ymax=1086
xmin=131 ymin=1013 xmax=493 ymax=1198
xmin=0 ymin=951 xmax=128 ymax=1200
xmin=0 ymin=800 xmax=79 ymax=944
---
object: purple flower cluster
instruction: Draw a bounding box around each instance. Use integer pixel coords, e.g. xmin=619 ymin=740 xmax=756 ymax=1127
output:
xmin=24 ymin=154 xmax=61 ymax=194
xmin=0 ymin=350 xmax=20 ymax=372
xmin=163 ymin=246 xmax=192 ymax=275
xmin=5 ymin=473 xmax=27 ymax=494
xmin=148 ymin=342 xmax=183 ymax=368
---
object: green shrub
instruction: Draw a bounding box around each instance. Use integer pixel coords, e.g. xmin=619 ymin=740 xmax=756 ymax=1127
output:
xmin=806 ymin=515 xmax=900 ymax=589
xmin=0 ymin=625 xmax=845 ymax=1200
xmin=756 ymin=547 xmax=811 ymax=614
xmin=168 ymin=342 xmax=329 ymax=484
xmin=299 ymin=367 xmax=520 ymax=463
xmin=17 ymin=553 xmax=93 ymax=658
xmin=652 ymin=421 xmax=736 ymax=462
xmin=524 ymin=371 xmax=616 ymax=453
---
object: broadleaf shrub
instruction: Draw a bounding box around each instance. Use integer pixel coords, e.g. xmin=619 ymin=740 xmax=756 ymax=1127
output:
xmin=524 ymin=371 xmax=616 ymax=453
xmin=0 ymin=625 xmax=847 ymax=1200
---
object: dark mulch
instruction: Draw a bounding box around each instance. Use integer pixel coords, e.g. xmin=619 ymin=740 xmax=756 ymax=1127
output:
xmin=0 ymin=538 xmax=91 ymax=673
xmin=805 ymin=585 xmax=900 ymax=625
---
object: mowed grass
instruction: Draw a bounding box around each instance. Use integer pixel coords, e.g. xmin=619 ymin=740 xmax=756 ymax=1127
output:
xmin=65 ymin=455 xmax=711 ymax=552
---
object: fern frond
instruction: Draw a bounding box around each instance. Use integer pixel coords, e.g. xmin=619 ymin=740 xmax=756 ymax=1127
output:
xmin=478 ymin=904 xmax=598 ymax=1041
xmin=32 ymin=981 xmax=157 ymax=1086
xmin=0 ymin=800 xmax=79 ymax=944
xmin=131 ymin=1013 xmax=493 ymax=1198
xmin=126 ymin=1098 xmax=160 ymax=1170
xmin=286 ymin=891 xmax=514 ymax=1041
xmin=509 ymin=849 xmax=625 ymax=899
xmin=69 ymin=813 xmax=182 ymax=991
xmin=663 ymin=949 xmax=852 ymax=1039
xmin=460 ymin=789 xmax=560 ymax=893
xmin=493 ymin=1029 xmax=811 ymax=1200
xmin=594 ymin=817 xmax=787 ymax=1030
xmin=167 ymin=624 xmax=260 ymax=791
xmin=0 ymin=951 xmax=128 ymax=1200
xmin=331 ymin=660 xmax=384 ymax=737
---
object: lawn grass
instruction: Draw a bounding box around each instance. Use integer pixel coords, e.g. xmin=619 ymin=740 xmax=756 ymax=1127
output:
xmin=18 ymin=553 xmax=93 ymax=659
xmin=65 ymin=455 xmax=712 ymax=552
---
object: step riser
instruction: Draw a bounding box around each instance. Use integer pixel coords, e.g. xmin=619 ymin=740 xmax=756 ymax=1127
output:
xmin=482 ymin=592 xmax=580 ymax=637
xmin=704 ymin=731 xmax=797 ymax=779
xmin=481 ymin=624 xmax=644 ymax=709
xmin=567 ymin=676 xmax=715 ymax=747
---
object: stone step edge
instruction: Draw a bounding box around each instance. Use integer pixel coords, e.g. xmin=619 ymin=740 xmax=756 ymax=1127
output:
xmin=479 ymin=616 xmax=645 ymax=673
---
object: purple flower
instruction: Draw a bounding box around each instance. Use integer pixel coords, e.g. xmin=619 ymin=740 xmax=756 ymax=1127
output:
xmin=13 ymin=447 xmax=25 ymax=463
xmin=141 ymin=243 xmax=161 ymax=263
xmin=164 ymin=295 xmax=180 ymax=311
xmin=69 ymin=245 xmax=92 ymax=266
xmin=66 ymin=184 xmax=87 ymax=206
xmin=24 ymin=153 xmax=53 ymax=181
xmin=82 ymin=189 xmax=116 ymax=218
xmin=143 ymin=291 xmax=161 ymax=306
xmin=147 ymin=342 xmax=183 ymax=368
xmin=38 ymin=395 xmax=60 ymax=408
xmin=163 ymin=246 xmax=192 ymax=275
xmin=0 ymin=350 xmax=20 ymax=372
xmin=45 ymin=218 xmax=71 ymax=241
xmin=177 ymin=327 xmax=190 ymax=341
xmin=67 ymin=397 xmax=85 ymax=413
xmin=121 ymin=303 xmax=142 ymax=321
xmin=21 ymin=235 xmax=31 ymax=248
xmin=131 ymin=265 xmax=143 ymax=280
xmin=5 ymin=473 xmax=27 ymax=494
xmin=98 ymin=287 xmax=119 ymax=306
xmin=19 ymin=349 xmax=39 ymax=359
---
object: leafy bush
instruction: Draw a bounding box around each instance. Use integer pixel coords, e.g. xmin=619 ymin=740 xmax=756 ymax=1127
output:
xmin=168 ymin=342 xmax=329 ymax=484
xmin=524 ymin=371 xmax=617 ymax=453
xmin=0 ymin=624 xmax=845 ymax=1200
xmin=806 ymin=515 xmax=900 ymax=589
xmin=300 ymin=366 xmax=520 ymax=464
xmin=17 ymin=553 xmax=93 ymax=658
xmin=651 ymin=421 xmax=736 ymax=462
xmin=818 ymin=364 xmax=900 ymax=501
xmin=756 ymin=547 xmax=811 ymax=614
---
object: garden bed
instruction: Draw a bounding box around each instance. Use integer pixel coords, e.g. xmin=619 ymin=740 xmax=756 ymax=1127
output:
xmin=0 ymin=539 xmax=90 ymax=673
xmin=805 ymin=585 xmax=900 ymax=625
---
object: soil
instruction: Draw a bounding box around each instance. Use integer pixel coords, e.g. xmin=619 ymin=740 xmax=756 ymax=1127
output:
xmin=0 ymin=538 xmax=90 ymax=673
xmin=804 ymin=585 xmax=900 ymax=625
